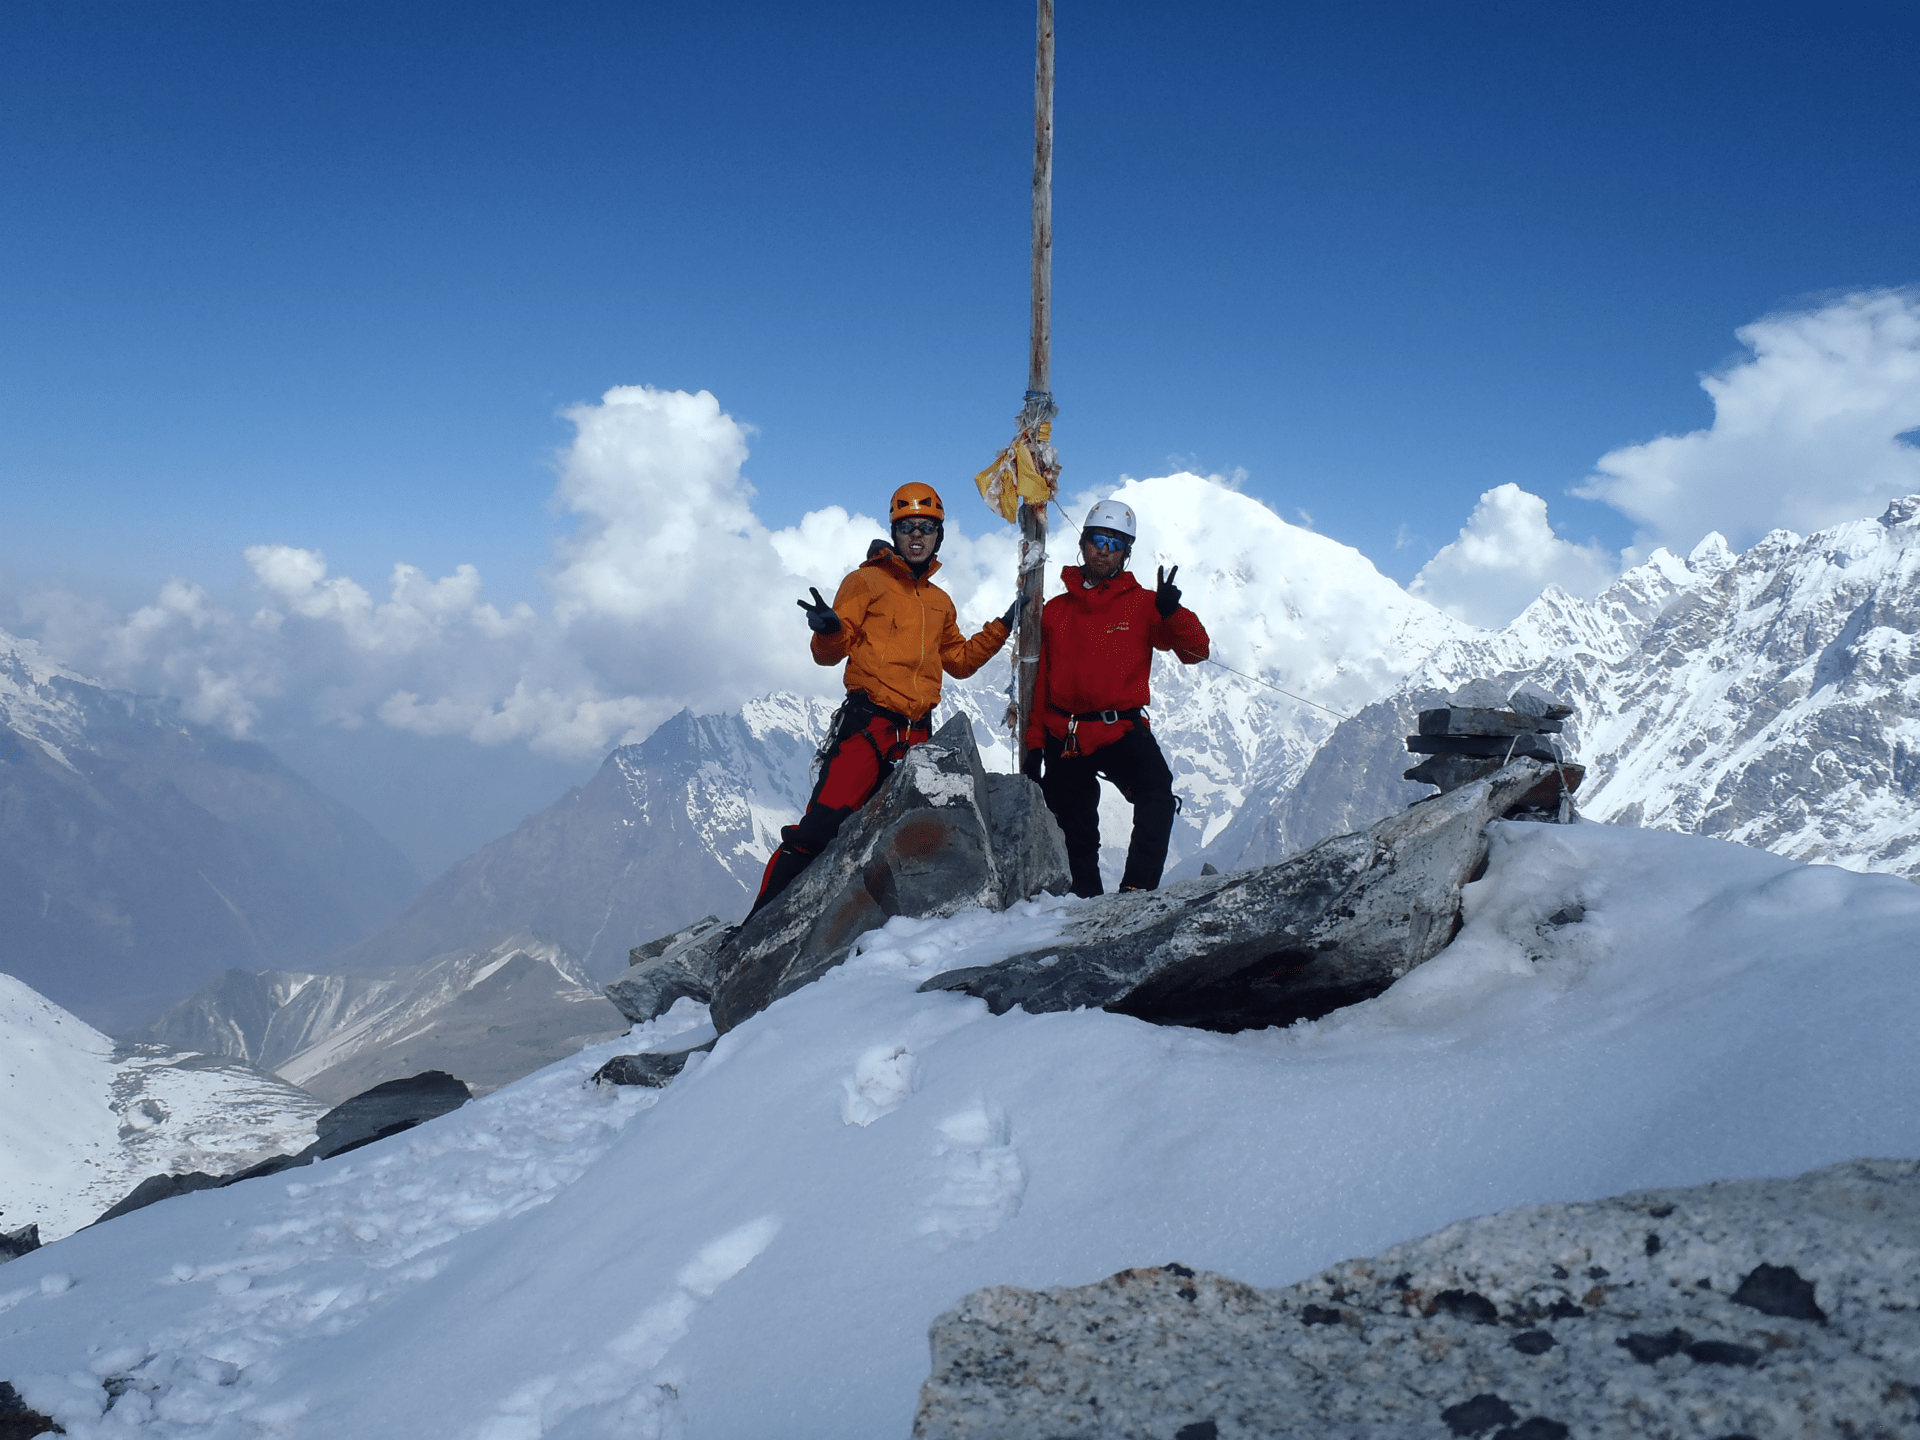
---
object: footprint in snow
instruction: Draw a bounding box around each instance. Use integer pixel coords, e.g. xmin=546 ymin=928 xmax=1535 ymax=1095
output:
xmin=841 ymin=1044 xmax=918 ymax=1127
xmin=920 ymin=1106 xmax=1025 ymax=1247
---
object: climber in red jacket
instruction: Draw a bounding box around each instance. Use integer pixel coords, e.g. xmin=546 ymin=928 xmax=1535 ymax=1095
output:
xmin=1022 ymin=498 xmax=1210 ymax=898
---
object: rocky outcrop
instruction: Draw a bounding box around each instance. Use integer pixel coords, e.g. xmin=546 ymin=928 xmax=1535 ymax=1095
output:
xmin=0 ymin=1224 xmax=40 ymax=1264
xmin=606 ymin=716 xmax=1069 ymax=1034
xmin=591 ymin=1039 xmax=715 ymax=1088
xmin=604 ymin=916 xmax=732 ymax=1027
xmin=920 ymin=759 xmax=1552 ymax=1032
xmin=1404 ymin=681 xmax=1584 ymax=808
xmin=913 ymin=1157 xmax=1920 ymax=1440
xmin=707 ymin=715 xmax=1067 ymax=1030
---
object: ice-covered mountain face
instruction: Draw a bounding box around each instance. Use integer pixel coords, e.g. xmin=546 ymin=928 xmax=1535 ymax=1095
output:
xmin=0 ymin=630 xmax=420 ymax=1030
xmin=141 ymin=936 xmax=629 ymax=1105
xmin=329 ymin=695 xmax=842 ymax=978
xmin=0 ymin=973 xmax=323 ymax=1243
xmin=1198 ymin=497 xmax=1920 ymax=878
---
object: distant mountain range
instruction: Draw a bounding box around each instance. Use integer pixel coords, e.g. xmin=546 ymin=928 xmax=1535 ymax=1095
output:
xmin=12 ymin=479 xmax=1918 ymax=1097
xmin=0 ymin=631 xmax=420 ymax=1031
xmin=140 ymin=935 xmax=629 ymax=1104
xmin=1197 ymin=497 xmax=1920 ymax=879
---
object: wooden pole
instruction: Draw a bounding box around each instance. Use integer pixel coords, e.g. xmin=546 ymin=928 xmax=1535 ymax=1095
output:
xmin=1028 ymin=0 xmax=1053 ymax=399
xmin=1014 ymin=0 xmax=1054 ymax=773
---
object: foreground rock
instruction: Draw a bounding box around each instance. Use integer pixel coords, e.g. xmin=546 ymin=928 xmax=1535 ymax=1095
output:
xmin=604 ymin=915 xmax=732 ymax=1027
xmin=607 ymin=715 xmax=1070 ymax=1034
xmin=913 ymin=1157 xmax=1920 ymax=1440
xmin=921 ymin=759 xmax=1553 ymax=1031
xmin=0 ymin=1224 xmax=40 ymax=1264
xmin=90 ymin=1071 xmax=473 ymax=1226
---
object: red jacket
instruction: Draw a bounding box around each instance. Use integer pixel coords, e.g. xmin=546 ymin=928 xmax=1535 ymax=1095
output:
xmin=1024 ymin=565 xmax=1210 ymax=756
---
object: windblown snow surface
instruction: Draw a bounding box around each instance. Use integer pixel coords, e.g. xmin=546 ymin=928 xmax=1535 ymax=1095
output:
xmin=4 ymin=823 xmax=1918 ymax=1438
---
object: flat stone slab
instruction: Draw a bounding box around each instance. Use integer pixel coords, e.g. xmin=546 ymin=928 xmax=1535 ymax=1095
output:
xmin=919 ymin=761 xmax=1552 ymax=1031
xmin=913 ymin=1157 xmax=1920 ymax=1439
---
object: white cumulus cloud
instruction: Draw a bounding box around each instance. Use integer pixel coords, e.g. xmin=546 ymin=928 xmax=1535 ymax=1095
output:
xmin=1578 ymin=288 xmax=1920 ymax=553
xmin=1410 ymin=484 xmax=1617 ymax=628
xmin=33 ymin=385 xmax=1026 ymax=761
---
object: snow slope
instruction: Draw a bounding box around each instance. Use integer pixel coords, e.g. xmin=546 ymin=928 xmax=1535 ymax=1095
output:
xmin=0 ymin=975 xmax=324 ymax=1243
xmin=4 ymin=822 xmax=1917 ymax=1437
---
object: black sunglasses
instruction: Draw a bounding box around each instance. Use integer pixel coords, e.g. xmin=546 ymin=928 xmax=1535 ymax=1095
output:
xmin=893 ymin=519 xmax=940 ymax=537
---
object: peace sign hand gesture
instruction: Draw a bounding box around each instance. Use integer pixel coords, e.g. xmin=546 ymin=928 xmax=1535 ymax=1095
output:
xmin=1154 ymin=565 xmax=1182 ymax=618
xmin=797 ymin=586 xmax=842 ymax=635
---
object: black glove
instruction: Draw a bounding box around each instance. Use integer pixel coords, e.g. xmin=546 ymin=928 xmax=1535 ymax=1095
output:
xmin=1155 ymin=564 xmax=1182 ymax=618
xmin=797 ymin=586 xmax=841 ymax=635
xmin=1001 ymin=592 xmax=1032 ymax=628
xmin=1022 ymin=747 xmax=1044 ymax=781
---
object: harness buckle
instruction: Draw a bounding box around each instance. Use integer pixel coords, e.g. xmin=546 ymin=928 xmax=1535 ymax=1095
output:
xmin=1097 ymin=709 xmax=1119 ymax=724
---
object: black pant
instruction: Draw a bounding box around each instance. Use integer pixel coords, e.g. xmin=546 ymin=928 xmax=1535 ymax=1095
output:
xmin=1038 ymin=725 xmax=1178 ymax=898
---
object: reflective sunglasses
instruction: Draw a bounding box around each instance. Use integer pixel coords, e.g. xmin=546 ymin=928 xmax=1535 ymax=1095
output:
xmin=1084 ymin=532 xmax=1129 ymax=554
xmin=893 ymin=519 xmax=940 ymax=537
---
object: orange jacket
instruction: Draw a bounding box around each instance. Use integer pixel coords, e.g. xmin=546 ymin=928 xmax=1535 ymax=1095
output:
xmin=811 ymin=551 xmax=1011 ymax=720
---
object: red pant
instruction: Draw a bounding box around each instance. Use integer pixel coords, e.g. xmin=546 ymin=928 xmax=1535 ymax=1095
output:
xmin=750 ymin=711 xmax=930 ymax=915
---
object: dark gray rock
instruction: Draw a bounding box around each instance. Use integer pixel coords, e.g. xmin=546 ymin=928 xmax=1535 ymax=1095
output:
xmin=1419 ymin=707 xmax=1564 ymax=737
xmin=919 ymin=761 xmax=1552 ymax=1032
xmin=1730 ymin=1262 xmax=1826 ymax=1323
xmin=605 ymin=915 xmax=731 ymax=1026
xmin=311 ymin=1069 xmax=471 ymax=1158
xmin=591 ymin=1039 xmax=716 ymax=1088
xmin=0 ymin=1224 xmax=39 ymax=1264
xmin=91 ymin=1171 xmax=225 ymax=1226
xmin=1 ymin=1378 xmax=60 ymax=1439
xmin=705 ymin=715 xmax=1068 ymax=1033
xmin=912 ymin=1158 xmax=1920 ymax=1440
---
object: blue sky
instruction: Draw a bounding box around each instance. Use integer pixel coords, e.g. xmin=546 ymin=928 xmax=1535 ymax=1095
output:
xmin=4 ymin=1 xmax=1918 ymax=872
xmin=8 ymin=1 xmax=1917 ymax=594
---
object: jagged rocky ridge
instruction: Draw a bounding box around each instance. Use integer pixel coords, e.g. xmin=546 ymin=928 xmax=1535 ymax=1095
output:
xmin=1195 ymin=497 xmax=1920 ymax=879
xmin=142 ymin=935 xmax=628 ymax=1105
xmin=913 ymin=1157 xmax=1920 ymax=1440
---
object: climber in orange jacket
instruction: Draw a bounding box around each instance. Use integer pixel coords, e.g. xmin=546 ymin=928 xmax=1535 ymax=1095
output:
xmin=1022 ymin=497 xmax=1209 ymax=898
xmin=749 ymin=482 xmax=1022 ymax=917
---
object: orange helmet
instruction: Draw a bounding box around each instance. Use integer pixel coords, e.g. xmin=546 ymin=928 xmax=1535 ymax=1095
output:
xmin=890 ymin=483 xmax=945 ymax=523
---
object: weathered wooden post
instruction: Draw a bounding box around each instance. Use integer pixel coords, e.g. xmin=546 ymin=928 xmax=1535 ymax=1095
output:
xmin=1014 ymin=0 xmax=1056 ymax=770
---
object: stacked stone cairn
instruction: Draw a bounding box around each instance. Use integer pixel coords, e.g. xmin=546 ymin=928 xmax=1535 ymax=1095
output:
xmin=1405 ymin=679 xmax=1584 ymax=819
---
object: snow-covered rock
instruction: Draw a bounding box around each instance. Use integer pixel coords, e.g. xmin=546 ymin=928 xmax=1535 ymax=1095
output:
xmin=708 ymin=714 xmax=1068 ymax=1032
xmin=913 ymin=1159 xmax=1920 ymax=1440
xmin=0 ymin=973 xmax=323 ymax=1243
xmin=923 ymin=760 xmax=1552 ymax=1030
xmin=1 ymin=822 xmax=1916 ymax=1437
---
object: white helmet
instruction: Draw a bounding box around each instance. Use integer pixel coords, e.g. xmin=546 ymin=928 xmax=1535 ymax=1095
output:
xmin=1083 ymin=498 xmax=1137 ymax=540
